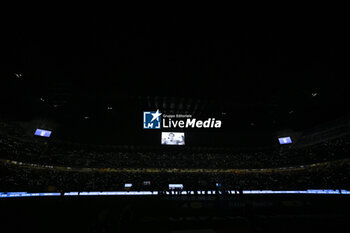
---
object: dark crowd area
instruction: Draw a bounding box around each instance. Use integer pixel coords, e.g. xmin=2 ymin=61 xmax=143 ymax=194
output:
xmin=0 ymin=132 xmax=349 ymax=169
xmin=0 ymin=159 xmax=349 ymax=192
xmin=1 ymin=120 xmax=350 ymax=192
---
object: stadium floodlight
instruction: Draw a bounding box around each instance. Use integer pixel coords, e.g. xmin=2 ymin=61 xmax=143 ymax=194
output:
xmin=278 ymin=137 xmax=292 ymax=144
xmin=14 ymin=73 xmax=22 ymax=79
xmin=34 ymin=129 xmax=52 ymax=138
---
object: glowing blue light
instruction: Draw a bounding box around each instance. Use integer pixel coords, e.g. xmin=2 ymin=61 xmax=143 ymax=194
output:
xmin=64 ymin=192 xmax=79 ymax=196
xmin=169 ymin=184 xmax=184 ymax=189
xmin=242 ymin=189 xmax=341 ymax=195
xmin=341 ymin=190 xmax=350 ymax=194
xmin=0 ymin=192 xmax=60 ymax=198
xmin=34 ymin=129 xmax=52 ymax=137
xmin=278 ymin=137 xmax=292 ymax=144
xmin=1 ymin=190 xmax=349 ymax=198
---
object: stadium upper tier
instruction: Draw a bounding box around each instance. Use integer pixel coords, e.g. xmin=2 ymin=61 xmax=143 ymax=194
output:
xmin=0 ymin=133 xmax=349 ymax=169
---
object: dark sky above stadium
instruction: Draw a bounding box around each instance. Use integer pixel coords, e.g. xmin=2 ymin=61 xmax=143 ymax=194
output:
xmin=2 ymin=13 xmax=349 ymax=133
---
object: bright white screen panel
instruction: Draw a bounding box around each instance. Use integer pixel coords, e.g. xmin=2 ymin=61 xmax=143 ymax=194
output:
xmin=161 ymin=132 xmax=185 ymax=145
xmin=278 ymin=137 xmax=292 ymax=144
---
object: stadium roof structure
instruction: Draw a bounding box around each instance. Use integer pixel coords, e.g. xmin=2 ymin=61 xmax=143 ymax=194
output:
xmin=1 ymin=14 xmax=349 ymax=146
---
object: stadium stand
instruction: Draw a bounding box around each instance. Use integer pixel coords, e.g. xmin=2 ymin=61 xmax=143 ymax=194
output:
xmin=0 ymin=120 xmax=349 ymax=192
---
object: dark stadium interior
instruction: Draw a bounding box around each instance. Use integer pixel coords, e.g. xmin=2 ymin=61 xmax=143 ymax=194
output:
xmin=1 ymin=13 xmax=350 ymax=233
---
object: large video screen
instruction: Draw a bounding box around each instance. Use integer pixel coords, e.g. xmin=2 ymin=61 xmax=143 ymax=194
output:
xmin=161 ymin=132 xmax=185 ymax=145
xmin=34 ymin=129 xmax=52 ymax=138
xmin=278 ymin=136 xmax=292 ymax=144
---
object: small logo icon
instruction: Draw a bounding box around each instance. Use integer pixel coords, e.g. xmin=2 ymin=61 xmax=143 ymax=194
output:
xmin=143 ymin=110 xmax=162 ymax=129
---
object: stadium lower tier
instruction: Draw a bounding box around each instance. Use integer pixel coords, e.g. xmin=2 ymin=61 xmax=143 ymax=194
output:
xmin=1 ymin=158 xmax=349 ymax=192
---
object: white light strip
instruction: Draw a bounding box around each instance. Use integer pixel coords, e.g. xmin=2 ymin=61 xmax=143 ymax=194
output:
xmin=78 ymin=191 xmax=157 ymax=196
xmin=64 ymin=192 xmax=79 ymax=196
xmin=0 ymin=192 xmax=61 ymax=198
xmin=1 ymin=190 xmax=350 ymax=198
xmin=242 ymin=189 xmax=343 ymax=194
xmin=169 ymin=184 xmax=184 ymax=189
xmin=341 ymin=190 xmax=350 ymax=194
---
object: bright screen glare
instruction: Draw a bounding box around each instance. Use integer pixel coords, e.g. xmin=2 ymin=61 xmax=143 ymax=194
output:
xmin=161 ymin=132 xmax=185 ymax=145
xmin=34 ymin=129 xmax=52 ymax=138
xmin=278 ymin=137 xmax=292 ymax=144
xmin=169 ymin=184 xmax=184 ymax=189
